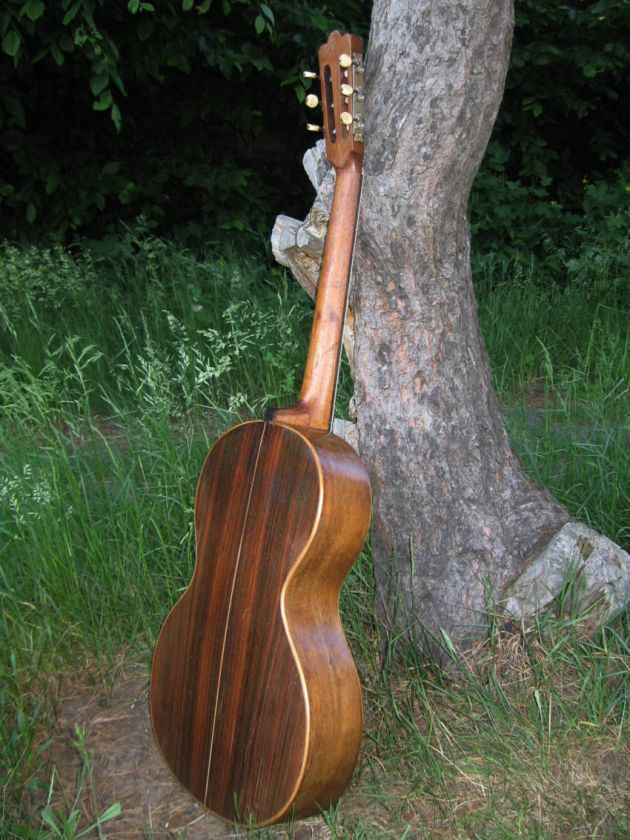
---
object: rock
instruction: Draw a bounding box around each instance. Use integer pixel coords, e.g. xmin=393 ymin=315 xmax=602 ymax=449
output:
xmin=504 ymin=521 xmax=630 ymax=626
xmin=271 ymin=141 xmax=334 ymax=300
xmin=271 ymin=141 xmax=357 ymax=379
xmin=332 ymin=418 xmax=359 ymax=452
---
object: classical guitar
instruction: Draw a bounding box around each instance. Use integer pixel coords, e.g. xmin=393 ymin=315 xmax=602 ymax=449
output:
xmin=150 ymin=31 xmax=369 ymax=827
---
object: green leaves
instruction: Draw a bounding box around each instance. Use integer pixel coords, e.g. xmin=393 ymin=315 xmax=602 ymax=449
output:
xmin=89 ymin=71 xmax=109 ymax=96
xmin=21 ymin=1 xmax=46 ymax=22
xmin=0 ymin=0 xmax=624 ymax=248
xmin=2 ymin=30 xmax=21 ymax=58
xmin=522 ymin=96 xmax=543 ymax=117
xmin=128 ymin=0 xmax=155 ymax=11
xmin=92 ymin=90 xmax=112 ymax=110
xmin=61 ymin=3 xmax=82 ymax=26
xmin=476 ymin=0 xmax=630 ymax=254
xmin=110 ymin=101 xmax=121 ymax=132
xmin=254 ymin=4 xmax=274 ymax=35
xmin=91 ymin=89 xmax=121 ymax=132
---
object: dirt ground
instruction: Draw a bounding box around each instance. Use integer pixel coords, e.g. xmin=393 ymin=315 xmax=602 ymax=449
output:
xmin=47 ymin=658 xmax=339 ymax=839
xmin=38 ymin=645 xmax=630 ymax=839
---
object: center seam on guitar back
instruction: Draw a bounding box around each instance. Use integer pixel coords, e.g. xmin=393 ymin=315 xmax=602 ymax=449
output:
xmin=203 ymin=422 xmax=267 ymax=804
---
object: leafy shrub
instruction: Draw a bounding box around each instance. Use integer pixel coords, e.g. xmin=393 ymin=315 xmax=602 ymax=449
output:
xmin=0 ymin=0 xmax=370 ymax=242
xmin=472 ymin=162 xmax=630 ymax=298
xmin=0 ymin=1 xmax=627 ymax=259
xmin=566 ymin=172 xmax=630 ymax=303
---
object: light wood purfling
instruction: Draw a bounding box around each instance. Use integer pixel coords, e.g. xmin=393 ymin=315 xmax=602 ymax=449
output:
xmin=150 ymin=31 xmax=370 ymax=827
xmin=151 ymin=422 xmax=369 ymax=824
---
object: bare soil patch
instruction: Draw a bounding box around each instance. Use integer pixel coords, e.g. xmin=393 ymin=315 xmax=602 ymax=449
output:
xmin=46 ymin=658 xmax=334 ymax=839
xmin=39 ymin=641 xmax=629 ymax=839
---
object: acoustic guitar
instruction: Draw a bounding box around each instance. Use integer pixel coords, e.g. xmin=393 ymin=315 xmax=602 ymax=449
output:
xmin=150 ymin=31 xmax=370 ymax=827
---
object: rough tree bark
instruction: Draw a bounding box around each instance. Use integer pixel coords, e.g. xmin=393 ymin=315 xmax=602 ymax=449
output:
xmin=273 ymin=0 xmax=630 ymax=649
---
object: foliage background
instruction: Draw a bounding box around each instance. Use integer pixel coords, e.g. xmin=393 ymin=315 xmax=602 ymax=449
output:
xmin=0 ymin=0 xmax=628 ymax=250
xmin=1 ymin=4 xmax=629 ymax=835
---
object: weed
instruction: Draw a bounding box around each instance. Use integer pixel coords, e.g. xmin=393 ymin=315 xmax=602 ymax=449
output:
xmin=6 ymin=726 xmax=121 ymax=839
xmin=0 ymin=236 xmax=627 ymax=836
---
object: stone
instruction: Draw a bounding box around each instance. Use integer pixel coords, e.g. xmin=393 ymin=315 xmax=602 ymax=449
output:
xmin=271 ymin=139 xmax=358 ymax=436
xmin=504 ymin=521 xmax=630 ymax=625
xmin=271 ymin=140 xmax=334 ymax=301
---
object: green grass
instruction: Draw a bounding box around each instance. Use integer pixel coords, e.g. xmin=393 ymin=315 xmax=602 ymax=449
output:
xmin=474 ymin=253 xmax=630 ymax=549
xmin=0 ymin=232 xmax=628 ymax=837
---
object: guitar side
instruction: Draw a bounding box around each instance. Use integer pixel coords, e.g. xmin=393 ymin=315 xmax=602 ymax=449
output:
xmin=150 ymin=420 xmax=370 ymax=825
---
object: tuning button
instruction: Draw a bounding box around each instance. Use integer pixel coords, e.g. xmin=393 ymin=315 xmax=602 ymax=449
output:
xmin=305 ymin=94 xmax=319 ymax=109
xmin=340 ymin=83 xmax=353 ymax=97
xmin=303 ymin=70 xmax=318 ymax=79
xmin=339 ymin=111 xmax=353 ymax=126
xmin=306 ymin=123 xmax=323 ymax=132
xmin=339 ymin=54 xmax=352 ymax=68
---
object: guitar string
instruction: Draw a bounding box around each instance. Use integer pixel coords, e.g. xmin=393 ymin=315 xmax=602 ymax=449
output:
xmin=203 ymin=422 xmax=267 ymax=805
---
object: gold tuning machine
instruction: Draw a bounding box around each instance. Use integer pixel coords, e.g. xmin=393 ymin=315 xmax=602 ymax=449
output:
xmin=306 ymin=123 xmax=323 ymax=132
xmin=305 ymin=94 xmax=319 ymax=109
xmin=339 ymin=54 xmax=352 ymax=68
xmin=302 ymin=70 xmax=318 ymax=79
xmin=339 ymin=111 xmax=353 ymax=126
xmin=340 ymin=83 xmax=353 ymax=97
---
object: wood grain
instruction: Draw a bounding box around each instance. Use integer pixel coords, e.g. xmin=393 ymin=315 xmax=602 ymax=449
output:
xmin=270 ymin=32 xmax=364 ymax=433
xmin=150 ymin=420 xmax=370 ymax=825
xmin=272 ymin=160 xmax=362 ymax=432
xmin=151 ymin=32 xmax=371 ymax=826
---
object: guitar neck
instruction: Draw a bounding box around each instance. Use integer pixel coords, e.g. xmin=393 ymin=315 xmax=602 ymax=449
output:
xmin=271 ymin=30 xmax=364 ymax=433
xmin=272 ymin=157 xmax=362 ymax=431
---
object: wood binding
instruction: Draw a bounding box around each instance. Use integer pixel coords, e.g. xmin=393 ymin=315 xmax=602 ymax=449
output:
xmin=151 ymin=421 xmax=370 ymax=824
xmin=150 ymin=31 xmax=370 ymax=828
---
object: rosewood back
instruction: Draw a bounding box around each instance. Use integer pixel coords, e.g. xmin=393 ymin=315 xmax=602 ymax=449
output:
xmin=151 ymin=421 xmax=370 ymax=823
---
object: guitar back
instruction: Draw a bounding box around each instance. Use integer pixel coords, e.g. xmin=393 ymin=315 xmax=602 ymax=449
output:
xmin=150 ymin=420 xmax=370 ymax=824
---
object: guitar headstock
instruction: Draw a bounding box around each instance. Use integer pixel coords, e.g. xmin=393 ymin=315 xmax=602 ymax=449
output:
xmin=305 ymin=31 xmax=365 ymax=170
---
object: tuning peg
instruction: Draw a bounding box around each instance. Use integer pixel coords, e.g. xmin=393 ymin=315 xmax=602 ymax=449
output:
xmin=306 ymin=123 xmax=323 ymax=132
xmin=339 ymin=54 xmax=352 ymax=68
xmin=339 ymin=111 xmax=353 ymax=126
xmin=340 ymin=83 xmax=353 ymax=97
xmin=303 ymin=70 xmax=318 ymax=79
xmin=305 ymin=94 xmax=319 ymax=109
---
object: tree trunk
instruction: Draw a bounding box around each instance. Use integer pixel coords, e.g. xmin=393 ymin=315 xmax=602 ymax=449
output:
xmin=353 ymin=0 xmax=571 ymax=646
xmin=273 ymin=0 xmax=630 ymax=650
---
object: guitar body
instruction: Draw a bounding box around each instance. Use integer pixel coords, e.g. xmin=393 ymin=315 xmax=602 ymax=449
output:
xmin=151 ymin=32 xmax=369 ymax=825
xmin=150 ymin=420 xmax=370 ymax=825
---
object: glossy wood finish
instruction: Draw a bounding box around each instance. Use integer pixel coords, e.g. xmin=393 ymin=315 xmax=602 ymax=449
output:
xmin=271 ymin=158 xmax=362 ymax=431
xmin=151 ymin=420 xmax=370 ymax=825
xmin=318 ymin=31 xmax=365 ymax=170
xmin=270 ymin=32 xmax=364 ymax=432
xmin=151 ymin=31 xmax=370 ymax=826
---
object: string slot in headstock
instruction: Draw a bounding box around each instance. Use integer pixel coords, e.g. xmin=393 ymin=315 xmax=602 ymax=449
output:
xmin=309 ymin=31 xmax=365 ymax=169
xmin=323 ymin=64 xmax=336 ymax=144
